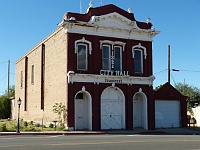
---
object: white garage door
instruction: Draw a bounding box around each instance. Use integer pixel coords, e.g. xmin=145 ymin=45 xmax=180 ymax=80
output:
xmin=101 ymin=87 xmax=125 ymax=130
xmin=155 ymin=100 xmax=180 ymax=128
xmin=101 ymin=100 xmax=123 ymax=130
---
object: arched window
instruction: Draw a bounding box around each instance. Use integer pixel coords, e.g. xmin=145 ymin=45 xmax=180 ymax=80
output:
xmin=100 ymin=40 xmax=124 ymax=72
xmin=114 ymin=46 xmax=122 ymax=71
xmin=132 ymin=43 xmax=146 ymax=74
xmin=77 ymin=44 xmax=87 ymax=70
xmin=134 ymin=49 xmax=143 ymax=73
xmin=75 ymin=37 xmax=92 ymax=71
xmin=102 ymin=45 xmax=111 ymax=70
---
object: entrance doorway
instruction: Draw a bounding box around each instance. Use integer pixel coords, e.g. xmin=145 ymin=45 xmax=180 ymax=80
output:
xmin=133 ymin=92 xmax=148 ymax=129
xmin=101 ymin=87 xmax=125 ymax=130
xmin=75 ymin=92 xmax=92 ymax=130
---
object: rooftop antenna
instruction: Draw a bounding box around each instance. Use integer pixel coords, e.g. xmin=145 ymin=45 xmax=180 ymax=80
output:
xmin=80 ymin=0 xmax=82 ymax=14
xmin=100 ymin=0 xmax=102 ymax=6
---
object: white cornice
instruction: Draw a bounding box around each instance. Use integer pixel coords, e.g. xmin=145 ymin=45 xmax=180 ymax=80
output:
xmin=59 ymin=11 xmax=160 ymax=41
xmin=61 ymin=21 xmax=159 ymax=41
xmin=67 ymin=71 xmax=155 ymax=86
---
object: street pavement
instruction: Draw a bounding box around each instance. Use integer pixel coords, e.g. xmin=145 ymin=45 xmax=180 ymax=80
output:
xmin=0 ymin=127 xmax=200 ymax=136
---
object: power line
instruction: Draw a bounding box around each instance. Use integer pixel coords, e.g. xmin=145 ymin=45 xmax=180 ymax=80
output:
xmin=10 ymin=61 xmax=15 ymax=64
xmin=0 ymin=61 xmax=7 ymax=65
xmin=171 ymin=73 xmax=177 ymax=86
xmin=0 ymin=73 xmax=7 ymax=83
xmin=154 ymin=69 xmax=167 ymax=75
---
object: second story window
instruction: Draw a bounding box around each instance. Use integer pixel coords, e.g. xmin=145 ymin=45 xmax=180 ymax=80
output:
xmin=102 ymin=45 xmax=110 ymax=70
xmin=77 ymin=44 xmax=87 ymax=70
xmin=100 ymin=40 xmax=125 ymax=72
xmin=75 ymin=37 xmax=92 ymax=71
xmin=114 ymin=46 xmax=122 ymax=71
xmin=132 ymin=43 xmax=147 ymax=74
xmin=134 ymin=50 xmax=143 ymax=73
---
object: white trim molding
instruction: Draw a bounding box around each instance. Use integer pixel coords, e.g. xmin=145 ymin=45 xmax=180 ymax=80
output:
xmin=132 ymin=43 xmax=147 ymax=59
xmin=75 ymin=37 xmax=92 ymax=55
xmin=60 ymin=12 xmax=160 ymax=42
xmin=67 ymin=71 xmax=155 ymax=86
xmin=100 ymin=40 xmax=126 ymax=51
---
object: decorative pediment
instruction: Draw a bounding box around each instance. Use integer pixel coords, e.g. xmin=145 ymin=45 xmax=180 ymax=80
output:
xmin=89 ymin=12 xmax=140 ymax=30
xmin=61 ymin=4 xmax=160 ymax=42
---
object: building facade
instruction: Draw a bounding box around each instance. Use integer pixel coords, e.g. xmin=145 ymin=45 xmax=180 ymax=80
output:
xmin=15 ymin=4 xmax=186 ymax=131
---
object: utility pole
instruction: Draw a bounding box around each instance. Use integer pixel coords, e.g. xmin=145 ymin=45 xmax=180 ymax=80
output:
xmin=8 ymin=59 xmax=10 ymax=95
xmin=168 ymin=45 xmax=170 ymax=84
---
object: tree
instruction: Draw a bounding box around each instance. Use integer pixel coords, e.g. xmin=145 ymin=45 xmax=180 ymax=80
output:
xmin=175 ymin=83 xmax=200 ymax=110
xmin=52 ymin=102 xmax=66 ymax=126
xmin=0 ymin=85 xmax=15 ymax=119
xmin=0 ymin=95 xmax=11 ymax=119
xmin=154 ymin=84 xmax=163 ymax=91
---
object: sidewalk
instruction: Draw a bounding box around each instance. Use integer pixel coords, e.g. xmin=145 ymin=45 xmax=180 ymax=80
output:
xmin=0 ymin=128 xmax=200 ymax=136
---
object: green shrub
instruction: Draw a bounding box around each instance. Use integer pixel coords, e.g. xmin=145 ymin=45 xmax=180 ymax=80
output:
xmin=23 ymin=121 xmax=28 ymax=127
xmin=35 ymin=123 xmax=40 ymax=127
xmin=49 ymin=123 xmax=54 ymax=128
xmin=24 ymin=127 xmax=36 ymax=132
xmin=29 ymin=121 xmax=34 ymax=125
xmin=57 ymin=126 xmax=66 ymax=131
xmin=0 ymin=123 xmax=7 ymax=132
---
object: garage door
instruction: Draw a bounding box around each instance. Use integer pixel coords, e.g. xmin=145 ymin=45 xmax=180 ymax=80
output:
xmin=101 ymin=87 xmax=125 ymax=130
xmin=101 ymin=100 xmax=123 ymax=129
xmin=155 ymin=100 xmax=180 ymax=128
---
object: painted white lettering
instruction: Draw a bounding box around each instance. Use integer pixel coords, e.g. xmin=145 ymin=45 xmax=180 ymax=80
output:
xmin=126 ymin=71 xmax=129 ymax=76
xmin=100 ymin=70 xmax=104 ymax=75
xmin=110 ymin=70 xmax=114 ymax=76
xmin=100 ymin=70 xmax=129 ymax=76
xmin=115 ymin=71 xmax=120 ymax=76
xmin=105 ymin=79 xmax=122 ymax=83
xmin=107 ymin=70 xmax=110 ymax=75
xmin=124 ymin=71 xmax=126 ymax=76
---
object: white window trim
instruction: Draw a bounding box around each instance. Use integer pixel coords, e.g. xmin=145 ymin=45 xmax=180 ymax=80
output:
xmin=132 ymin=43 xmax=147 ymax=59
xmin=75 ymin=37 xmax=92 ymax=55
xmin=77 ymin=43 xmax=88 ymax=71
xmin=100 ymin=40 xmax=126 ymax=51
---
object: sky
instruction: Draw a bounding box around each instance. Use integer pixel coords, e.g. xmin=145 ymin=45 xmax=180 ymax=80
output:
xmin=0 ymin=0 xmax=200 ymax=95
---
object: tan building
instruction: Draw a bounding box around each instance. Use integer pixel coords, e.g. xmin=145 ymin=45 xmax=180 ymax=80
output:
xmin=15 ymin=27 xmax=67 ymax=125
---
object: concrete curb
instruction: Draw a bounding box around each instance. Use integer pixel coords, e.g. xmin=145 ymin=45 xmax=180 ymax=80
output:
xmin=1 ymin=128 xmax=200 ymax=136
xmin=0 ymin=131 xmax=106 ymax=136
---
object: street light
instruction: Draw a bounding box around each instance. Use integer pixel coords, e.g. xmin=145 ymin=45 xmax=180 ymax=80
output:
xmin=17 ymin=97 xmax=21 ymax=133
xmin=172 ymin=69 xmax=180 ymax=72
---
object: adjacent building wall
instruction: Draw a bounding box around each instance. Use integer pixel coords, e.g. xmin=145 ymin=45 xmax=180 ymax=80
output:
xmin=15 ymin=27 xmax=67 ymax=125
xmin=192 ymin=106 xmax=200 ymax=127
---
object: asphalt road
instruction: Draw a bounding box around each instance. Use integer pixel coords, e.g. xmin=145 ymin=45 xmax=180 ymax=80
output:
xmin=0 ymin=134 xmax=200 ymax=150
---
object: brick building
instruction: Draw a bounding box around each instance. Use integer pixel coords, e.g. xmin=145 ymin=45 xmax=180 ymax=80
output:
xmin=15 ymin=4 xmax=187 ymax=130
